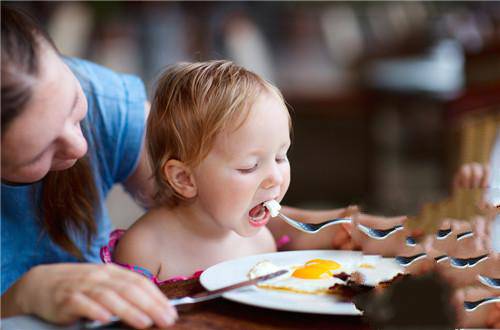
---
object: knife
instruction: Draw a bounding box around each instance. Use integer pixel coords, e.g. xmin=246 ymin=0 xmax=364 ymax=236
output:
xmin=84 ymin=269 xmax=288 ymax=329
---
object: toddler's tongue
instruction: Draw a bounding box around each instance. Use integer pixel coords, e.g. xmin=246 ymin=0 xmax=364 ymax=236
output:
xmin=249 ymin=203 xmax=265 ymax=219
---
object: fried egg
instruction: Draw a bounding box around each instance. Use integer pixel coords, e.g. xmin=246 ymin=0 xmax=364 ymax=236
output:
xmin=352 ymin=255 xmax=404 ymax=286
xmin=248 ymin=256 xmax=404 ymax=294
xmin=248 ymin=259 xmax=348 ymax=294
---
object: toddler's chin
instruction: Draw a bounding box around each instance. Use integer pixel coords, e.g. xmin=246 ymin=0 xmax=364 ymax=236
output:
xmin=236 ymin=226 xmax=262 ymax=238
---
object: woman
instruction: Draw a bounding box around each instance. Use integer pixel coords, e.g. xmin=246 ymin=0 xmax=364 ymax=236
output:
xmin=1 ymin=7 xmax=177 ymax=329
xmin=1 ymin=7 xmax=359 ymax=328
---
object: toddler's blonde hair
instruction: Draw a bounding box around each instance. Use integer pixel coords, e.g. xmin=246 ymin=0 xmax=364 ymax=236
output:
xmin=147 ymin=60 xmax=288 ymax=206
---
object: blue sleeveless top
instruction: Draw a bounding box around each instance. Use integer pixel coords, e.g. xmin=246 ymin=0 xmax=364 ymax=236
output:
xmin=1 ymin=58 xmax=146 ymax=294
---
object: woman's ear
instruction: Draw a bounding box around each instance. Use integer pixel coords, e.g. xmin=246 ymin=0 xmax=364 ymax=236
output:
xmin=163 ymin=159 xmax=197 ymax=199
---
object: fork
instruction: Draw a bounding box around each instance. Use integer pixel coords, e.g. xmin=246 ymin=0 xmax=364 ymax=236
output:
xmin=395 ymin=253 xmax=428 ymax=267
xmin=276 ymin=213 xmax=404 ymax=239
xmin=356 ymin=223 xmax=405 ymax=240
xmin=277 ymin=213 xmax=351 ymax=234
xmin=477 ymin=274 xmax=500 ymax=289
xmin=464 ymin=296 xmax=500 ymax=312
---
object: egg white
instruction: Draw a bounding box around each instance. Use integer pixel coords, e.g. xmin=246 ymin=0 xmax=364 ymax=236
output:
xmin=248 ymin=260 xmax=347 ymax=294
xmin=248 ymin=256 xmax=404 ymax=295
xmin=352 ymin=255 xmax=404 ymax=287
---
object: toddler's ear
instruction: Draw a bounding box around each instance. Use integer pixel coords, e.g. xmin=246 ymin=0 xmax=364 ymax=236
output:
xmin=163 ymin=159 xmax=197 ymax=199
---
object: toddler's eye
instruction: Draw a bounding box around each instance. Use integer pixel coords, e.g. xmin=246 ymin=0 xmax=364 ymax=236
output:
xmin=238 ymin=164 xmax=258 ymax=174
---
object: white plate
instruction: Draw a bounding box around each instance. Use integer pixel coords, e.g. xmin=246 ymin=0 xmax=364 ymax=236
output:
xmin=200 ymin=250 xmax=401 ymax=315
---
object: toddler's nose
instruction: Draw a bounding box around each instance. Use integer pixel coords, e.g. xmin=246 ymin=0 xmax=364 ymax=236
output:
xmin=262 ymin=164 xmax=283 ymax=189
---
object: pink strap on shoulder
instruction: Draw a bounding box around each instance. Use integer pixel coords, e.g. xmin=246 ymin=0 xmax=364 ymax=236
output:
xmin=100 ymin=229 xmax=202 ymax=285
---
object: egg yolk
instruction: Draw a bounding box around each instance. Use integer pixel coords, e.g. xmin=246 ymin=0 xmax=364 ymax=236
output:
xmin=292 ymin=259 xmax=341 ymax=279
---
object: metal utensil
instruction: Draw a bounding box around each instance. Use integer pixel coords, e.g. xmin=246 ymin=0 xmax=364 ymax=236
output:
xmin=477 ymin=274 xmax=500 ymax=289
xmin=456 ymin=231 xmax=474 ymax=241
xmin=277 ymin=213 xmax=351 ymax=234
xmin=436 ymin=228 xmax=452 ymax=240
xmin=277 ymin=212 xmax=404 ymax=239
xmin=464 ymin=296 xmax=500 ymax=312
xmin=405 ymin=236 xmax=417 ymax=246
xmin=395 ymin=253 xmax=427 ymax=267
xmin=356 ymin=223 xmax=404 ymax=240
xmin=450 ymin=254 xmax=489 ymax=269
xmin=434 ymin=255 xmax=449 ymax=263
xmin=84 ymin=269 xmax=288 ymax=329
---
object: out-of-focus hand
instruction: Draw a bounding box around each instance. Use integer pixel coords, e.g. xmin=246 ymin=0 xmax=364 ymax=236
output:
xmin=349 ymin=213 xmax=408 ymax=256
xmin=453 ymin=163 xmax=490 ymax=190
xmin=331 ymin=205 xmax=361 ymax=250
xmin=487 ymin=303 xmax=500 ymax=329
xmin=454 ymin=286 xmax=500 ymax=329
xmin=2 ymin=263 xmax=177 ymax=329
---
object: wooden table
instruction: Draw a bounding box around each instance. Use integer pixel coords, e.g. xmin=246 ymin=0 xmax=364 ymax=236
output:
xmin=155 ymin=278 xmax=371 ymax=330
xmin=1 ymin=279 xmax=371 ymax=330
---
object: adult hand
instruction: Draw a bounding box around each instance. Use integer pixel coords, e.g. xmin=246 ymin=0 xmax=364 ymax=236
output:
xmin=454 ymin=286 xmax=500 ymax=329
xmin=2 ymin=263 xmax=177 ymax=329
xmin=487 ymin=303 xmax=500 ymax=329
xmin=349 ymin=213 xmax=408 ymax=256
xmin=331 ymin=205 xmax=361 ymax=250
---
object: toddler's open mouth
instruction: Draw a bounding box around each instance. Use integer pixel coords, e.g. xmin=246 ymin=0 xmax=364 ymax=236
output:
xmin=248 ymin=203 xmax=270 ymax=227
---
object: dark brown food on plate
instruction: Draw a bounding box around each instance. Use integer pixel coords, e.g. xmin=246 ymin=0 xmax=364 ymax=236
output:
xmin=329 ymin=272 xmax=410 ymax=300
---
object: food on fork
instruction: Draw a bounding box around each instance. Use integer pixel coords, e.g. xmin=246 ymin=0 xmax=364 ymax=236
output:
xmin=264 ymin=200 xmax=281 ymax=217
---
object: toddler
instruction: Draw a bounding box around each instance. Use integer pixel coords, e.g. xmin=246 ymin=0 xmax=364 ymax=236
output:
xmin=103 ymin=60 xmax=312 ymax=283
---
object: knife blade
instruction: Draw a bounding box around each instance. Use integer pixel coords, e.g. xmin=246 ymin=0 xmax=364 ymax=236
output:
xmin=171 ymin=268 xmax=288 ymax=306
xmin=84 ymin=269 xmax=288 ymax=329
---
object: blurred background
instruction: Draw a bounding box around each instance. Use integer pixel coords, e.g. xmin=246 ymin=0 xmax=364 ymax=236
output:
xmin=8 ymin=1 xmax=500 ymax=229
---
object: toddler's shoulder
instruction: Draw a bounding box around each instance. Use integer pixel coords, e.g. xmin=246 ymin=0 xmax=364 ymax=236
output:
xmin=113 ymin=214 xmax=165 ymax=270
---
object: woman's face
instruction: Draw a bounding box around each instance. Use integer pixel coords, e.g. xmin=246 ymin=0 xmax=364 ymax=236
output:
xmin=1 ymin=44 xmax=88 ymax=183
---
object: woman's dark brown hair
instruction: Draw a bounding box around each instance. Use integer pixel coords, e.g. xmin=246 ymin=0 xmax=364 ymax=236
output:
xmin=1 ymin=6 xmax=98 ymax=259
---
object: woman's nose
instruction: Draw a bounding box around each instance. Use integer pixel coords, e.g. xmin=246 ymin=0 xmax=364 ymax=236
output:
xmin=57 ymin=123 xmax=88 ymax=159
xmin=262 ymin=164 xmax=283 ymax=189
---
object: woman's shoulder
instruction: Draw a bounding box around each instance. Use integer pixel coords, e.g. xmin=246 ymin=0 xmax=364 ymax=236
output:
xmin=64 ymin=57 xmax=146 ymax=103
xmin=64 ymin=58 xmax=147 ymax=186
